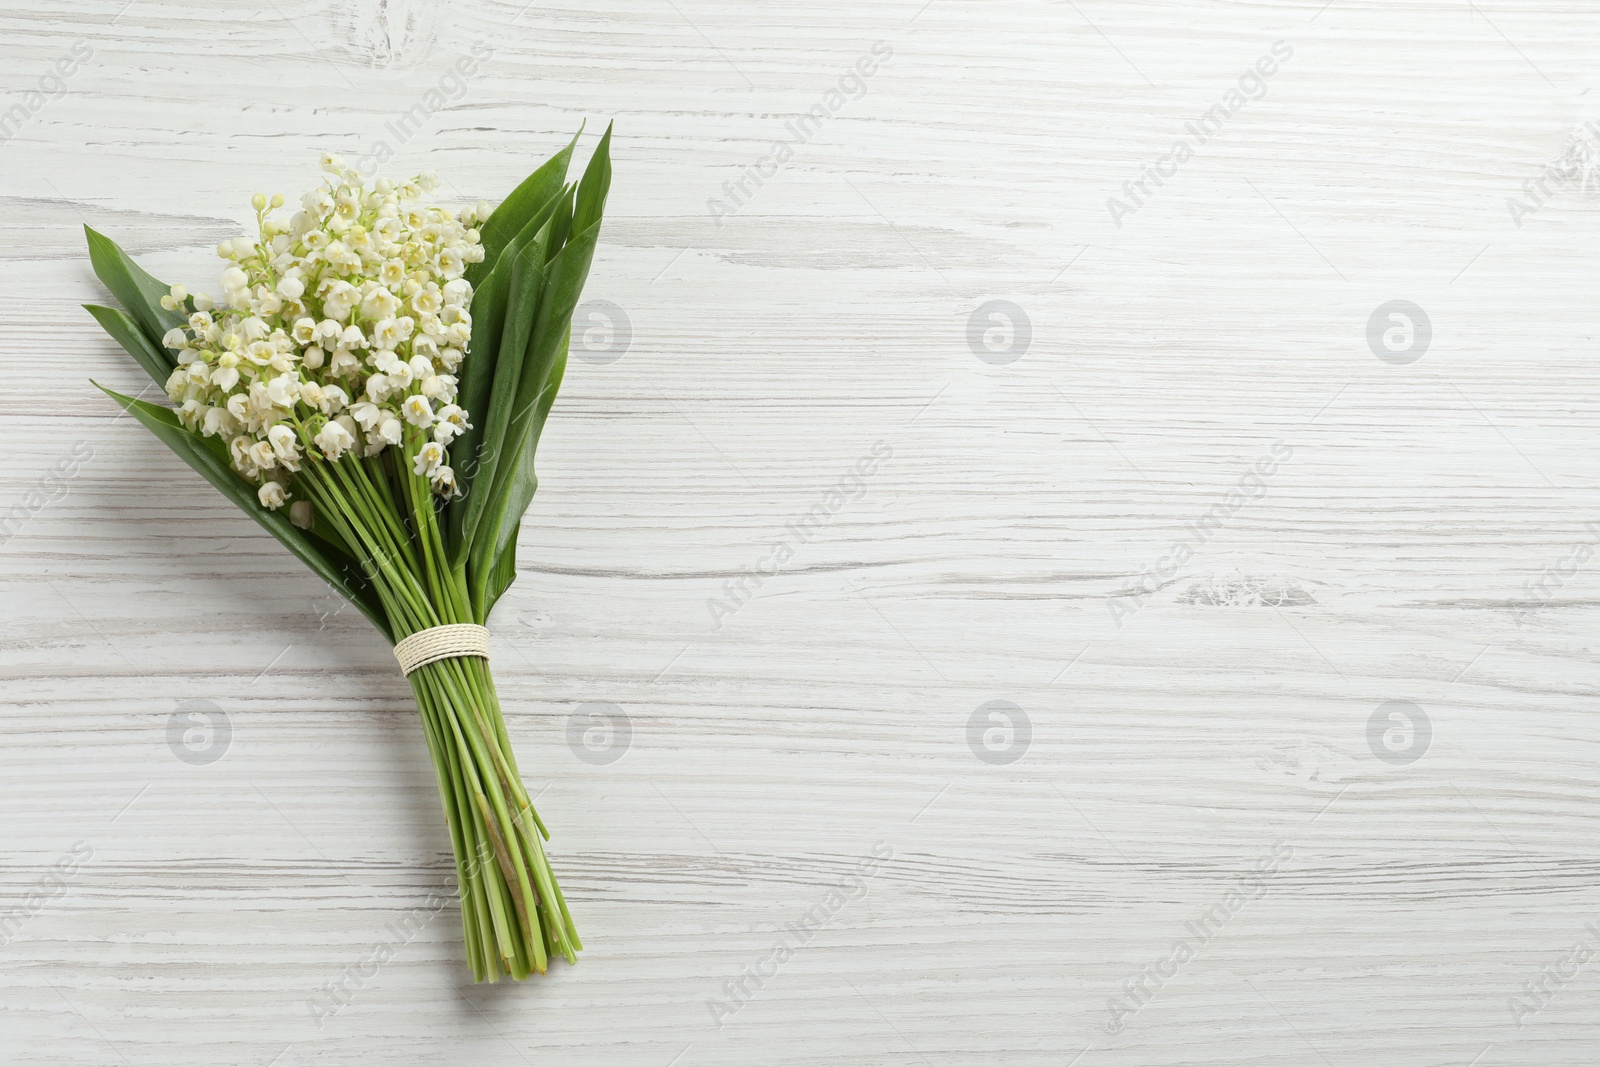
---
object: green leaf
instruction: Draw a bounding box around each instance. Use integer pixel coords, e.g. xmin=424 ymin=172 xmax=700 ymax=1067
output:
xmin=487 ymin=337 xmax=567 ymax=583
xmin=571 ymin=123 xmax=613 ymax=236
xmin=93 ymin=382 xmax=392 ymax=641
xmin=84 ymin=226 xmax=187 ymax=348
xmin=466 ymin=126 xmax=582 ymax=291
xmin=538 ymin=181 xmax=576 ymax=266
xmin=465 ymin=225 xmax=593 ymax=615
xmin=451 ymin=126 xmax=612 ymax=613
xmin=453 ymin=209 xmax=560 ymax=567
xmin=483 ymin=531 xmax=520 ymax=621
xmin=524 ymin=221 xmax=600 ymax=400
xmin=446 ymin=249 xmax=513 ymax=557
xmin=465 ymin=130 xmax=610 ymax=615
xmin=84 ymin=304 xmax=175 ymax=387
xmin=448 ymin=184 xmax=573 ymax=555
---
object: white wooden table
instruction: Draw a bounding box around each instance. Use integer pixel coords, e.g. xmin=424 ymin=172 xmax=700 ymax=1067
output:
xmin=3 ymin=1 xmax=1599 ymax=1063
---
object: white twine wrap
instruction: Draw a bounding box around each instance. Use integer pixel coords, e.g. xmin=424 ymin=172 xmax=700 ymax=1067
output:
xmin=393 ymin=623 xmax=491 ymax=676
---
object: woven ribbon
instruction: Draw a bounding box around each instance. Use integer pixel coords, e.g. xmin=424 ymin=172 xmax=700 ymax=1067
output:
xmin=393 ymin=623 xmax=491 ymax=676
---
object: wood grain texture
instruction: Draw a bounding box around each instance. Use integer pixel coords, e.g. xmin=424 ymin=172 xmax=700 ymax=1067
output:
xmin=3 ymin=0 xmax=1600 ymax=1063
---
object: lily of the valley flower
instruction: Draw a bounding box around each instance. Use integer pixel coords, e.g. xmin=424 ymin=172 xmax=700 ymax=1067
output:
xmin=433 ymin=404 xmax=469 ymax=445
xmin=402 ymin=394 xmax=434 ymax=427
xmin=258 ymin=480 xmax=287 ymax=509
xmin=314 ymin=419 xmax=355 ymax=460
xmin=156 ymin=157 xmax=482 ymax=511
xmin=412 ymin=440 xmax=444 ymax=477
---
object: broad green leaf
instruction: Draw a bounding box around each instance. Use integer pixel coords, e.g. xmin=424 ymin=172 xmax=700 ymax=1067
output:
xmin=452 ymin=211 xmax=559 ymax=567
xmin=84 ymin=226 xmax=187 ymax=348
xmin=482 ymin=528 xmax=520 ymax=622
xmin=94 ymin=382 xmax=392 ymax=640
xmin=84 ymin=304 xmax=175 ymax=387
xmin=446 ymin=247 xmax=513 ymax=557
xmin=538 ymin=182 xmax=576 ymax=266
xmin=487 ymin=338 xmax=567 ymax=583
xmin=447 ymin=184 xmax=572 ymax=555
xmin=466 ymin=126 xmax=582 ymax=291
xmin=571 ymin=123 xmax=613 ymax=237
xmin=466 ymin=131 xmax=610 ymax=615
xmin=524 ymin=222 xmax=600 ymax=400
xmin=466 ymin=226 xmax=595 ymax=615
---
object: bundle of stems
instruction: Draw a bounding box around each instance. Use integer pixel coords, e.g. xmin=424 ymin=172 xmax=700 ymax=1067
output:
xmin=82 ymin=126 xmax=613 ymax=980
xmin=294 ymin=433 xmax=577 ymax=977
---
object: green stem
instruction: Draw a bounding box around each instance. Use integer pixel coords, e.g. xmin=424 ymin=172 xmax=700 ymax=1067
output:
xmin=298 ymin=440 xmax=579 ymax=980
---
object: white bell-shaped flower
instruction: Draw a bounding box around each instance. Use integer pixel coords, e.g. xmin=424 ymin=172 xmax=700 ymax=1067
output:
xmin=412 ymin=441 xmax=444 ymax=477
xmin=375 ymin=417 xmax=403 ymax=446
xmin=320 ymin=384 xmax=349 ymax=414
xmin=401 ymin=395 xmax=433 ymax=427
xmin=430 ymin=465 xmax=458 ymax=498
xmin=266 ymin=375 xmax=299 ymax=407
xmin=267 ymin=424 xmax=300 ymax=461
xmin=350 ymin=402 xmax=381 ymax=431
xmin=314 ymin=420 xmax=356 ymax=460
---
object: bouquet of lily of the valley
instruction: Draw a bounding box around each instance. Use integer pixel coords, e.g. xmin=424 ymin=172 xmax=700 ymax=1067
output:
xmin=83 ymin=127 xmax=612 ymax=981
